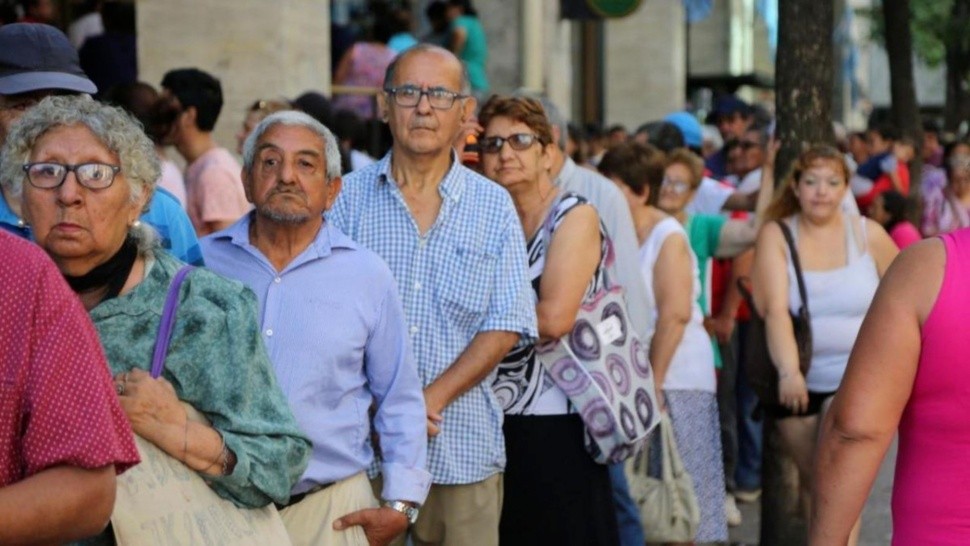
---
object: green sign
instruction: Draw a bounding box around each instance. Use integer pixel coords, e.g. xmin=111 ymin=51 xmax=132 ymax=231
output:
xmin=585 ymin=0 xmax=643 ymax=18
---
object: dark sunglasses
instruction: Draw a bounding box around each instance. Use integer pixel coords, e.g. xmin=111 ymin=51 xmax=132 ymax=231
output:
xmin=480 ymin=133 xmax=540 ymax=154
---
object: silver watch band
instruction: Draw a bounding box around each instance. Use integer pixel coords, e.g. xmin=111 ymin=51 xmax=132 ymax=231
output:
xmin=384 ymin=500 xmax=419 ymax=525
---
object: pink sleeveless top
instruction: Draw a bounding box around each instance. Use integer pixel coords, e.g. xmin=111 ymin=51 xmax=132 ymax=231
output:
xmin=892 ymin=228 xmax=970 ymax=545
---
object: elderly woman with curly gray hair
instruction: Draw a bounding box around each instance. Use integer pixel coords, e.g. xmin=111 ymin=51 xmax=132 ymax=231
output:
xmin=0 ymin=95 xmax=312 ymax=544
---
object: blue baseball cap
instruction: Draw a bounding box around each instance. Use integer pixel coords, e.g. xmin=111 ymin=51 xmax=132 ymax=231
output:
xmin=0 ymin=24 xmax=97 ymax=95
xmin=663 ymin=111 xmax=703 ymax=149
xmin=708 ymin=95 xmax=751 ymax=122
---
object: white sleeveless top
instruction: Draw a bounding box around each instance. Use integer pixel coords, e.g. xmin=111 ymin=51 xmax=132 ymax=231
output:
xmin=785 ymin=215 xmax=879 ymax=392
xmin=640 ymin=217 xmax=717 ymax=392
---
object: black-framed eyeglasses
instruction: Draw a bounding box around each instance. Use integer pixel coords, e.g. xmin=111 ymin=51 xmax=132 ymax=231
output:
xmin=480 ymin=133 xmax=540 ymax=154
xmin=383 ymin=85 xmax=466 ymax=110
xmin=22 ymin=162 xmax=121 ymax=190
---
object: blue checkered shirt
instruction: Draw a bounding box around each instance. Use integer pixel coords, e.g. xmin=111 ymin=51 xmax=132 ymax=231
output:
xmin=329 ymin=153 xmax=537 ymax=485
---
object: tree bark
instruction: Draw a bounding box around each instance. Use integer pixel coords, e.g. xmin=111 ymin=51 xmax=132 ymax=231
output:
xmin=944 ymin=0 xmax=970 ymax=133
xmin=882 ymin=0 xmax=923 ymax=144
xmin=774 ymin=0 xmax=836 ymax=186
xmin=763 ymin=2 xmax=837 ymax=543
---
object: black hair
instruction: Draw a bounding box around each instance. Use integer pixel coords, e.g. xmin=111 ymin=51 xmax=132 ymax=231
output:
xmin=636 ymin=121 xmax=685 ymax=153
xmin=878 ymin=190 xmax=909 ymax=232
xmin=292 ymin=91 xmax=333 ymax=128
xmin=426 ymin=1 xmax=446 ymax=21
xmin=102 ymin=81 xmax=157 ymax=128
xmin=160 ymin=68 xmax=223 ymax=131
xmin=870 ymin=123 xmax=900 ymax=143
xmin=373 ymin=16 xmax=395 ymax=44
xmin=332 ymin=109 xmax=367 ymax=148
xmin=584 ymin=123 xmax=604 ymax=140
xmin=447 ymin=0 xmax=477 ymax=16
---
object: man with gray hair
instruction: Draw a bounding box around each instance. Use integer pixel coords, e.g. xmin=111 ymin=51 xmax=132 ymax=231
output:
xmin=201 ymin=111 xmax=429 ymax=546
xmin=533 ymin=94 xmax=651 ymax=546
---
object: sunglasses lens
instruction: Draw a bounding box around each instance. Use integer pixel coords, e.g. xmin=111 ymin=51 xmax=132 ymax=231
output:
xmin=509 ymin=134 xmax=534 ymax=149
xmin=480 ymin=137 xmax=503 ymax=154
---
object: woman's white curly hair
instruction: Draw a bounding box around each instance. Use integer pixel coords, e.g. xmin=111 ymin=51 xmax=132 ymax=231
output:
xmin=0 ymin=95 xmax=162 ymax=252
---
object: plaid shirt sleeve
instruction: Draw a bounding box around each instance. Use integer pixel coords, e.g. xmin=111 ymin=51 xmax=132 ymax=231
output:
xmin=479 ymin=207 xmax=537 ymax=341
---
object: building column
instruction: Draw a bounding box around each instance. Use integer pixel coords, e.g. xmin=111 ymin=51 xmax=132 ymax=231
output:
xmin=604 ymin=1 xmax=685 ymax=128
xmin=521 ymin=0 xmax=544 ymax=93
xmin=137 ymin=0 xmax=331 ymax=151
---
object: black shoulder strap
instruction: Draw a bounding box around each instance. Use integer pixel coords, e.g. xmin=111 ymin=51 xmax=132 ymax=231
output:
xmin=775 ymin=220 xmax=810 ymax=315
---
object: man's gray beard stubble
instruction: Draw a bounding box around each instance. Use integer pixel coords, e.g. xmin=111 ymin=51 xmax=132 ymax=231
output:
xmin=257 ymin=205 xmax=311 ymax=225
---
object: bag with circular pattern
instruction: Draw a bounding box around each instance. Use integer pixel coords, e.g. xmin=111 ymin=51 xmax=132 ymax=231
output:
xmin=535 ymin=278 xmax=660 ymax=464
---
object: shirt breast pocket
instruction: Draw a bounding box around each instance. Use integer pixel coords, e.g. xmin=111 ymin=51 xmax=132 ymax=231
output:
xmin=435 ymin=245 xmax=496 ymax=329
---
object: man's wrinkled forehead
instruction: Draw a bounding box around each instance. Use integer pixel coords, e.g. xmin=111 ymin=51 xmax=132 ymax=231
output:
xmin=390 ymin=50 xmax=463 ymax=90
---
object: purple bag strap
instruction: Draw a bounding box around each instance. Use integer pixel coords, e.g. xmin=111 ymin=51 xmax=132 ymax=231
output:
xmin=150 ymin=265 xmax=195 ymax=379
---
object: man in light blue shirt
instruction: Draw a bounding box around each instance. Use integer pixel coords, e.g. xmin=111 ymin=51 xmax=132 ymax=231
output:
xmin=328 ymin=45 xmax=536 ymax=545
xmin=201 ymin=111 xmax=429 ymax=546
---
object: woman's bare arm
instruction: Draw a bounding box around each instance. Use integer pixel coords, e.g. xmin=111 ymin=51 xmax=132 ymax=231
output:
xmin=810 ymin=239 xmax=943 ymax=545
xmin=0 ymin=465 xmax=115 ymax=544
xmin=537 ymin=204 xmax=602 ymax=339
xmin=648 ymin=233 xmax=694 ymax=395
xmin=449 ymin=25 xmax=468 ymax=55
xmin=752 ymin=222 xmax=808 ymax=409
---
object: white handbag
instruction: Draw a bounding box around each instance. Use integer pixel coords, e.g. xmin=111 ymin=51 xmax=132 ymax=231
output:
xmin=624 ymin=412 xmax=700 ymax=543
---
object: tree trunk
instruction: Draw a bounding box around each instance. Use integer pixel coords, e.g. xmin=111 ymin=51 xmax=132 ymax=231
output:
xmin=773 ymin=0 xmax=836 ymax=186
xmin=944 ymin=0 xmax=970 ymax=133
xmin=763 ymin=2 xmax=836 ymax=543
xmin=883 ymin=0 xmax=923 ymax=145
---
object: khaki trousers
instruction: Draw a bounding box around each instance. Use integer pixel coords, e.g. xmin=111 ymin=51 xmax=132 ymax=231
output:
xmin=375 ymin=473 xmax=504 ymax=546
xmin=281 ymin=472 xmax=378 ymax=546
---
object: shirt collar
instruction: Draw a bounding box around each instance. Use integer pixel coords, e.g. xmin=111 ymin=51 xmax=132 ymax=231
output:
xmin=0 ymin=192 xmax=29 ymax=236
xmin=555 ymin=156 xmax=578 ymax=188
xmin=376 ymin=149 xmax=467 ymax=203
xmin=217 ymin=212 xmax=357 ymax=264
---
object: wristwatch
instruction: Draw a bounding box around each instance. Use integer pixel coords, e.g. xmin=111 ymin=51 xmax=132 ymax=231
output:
xmin=384 ymin=500 xmax=420 ymax=525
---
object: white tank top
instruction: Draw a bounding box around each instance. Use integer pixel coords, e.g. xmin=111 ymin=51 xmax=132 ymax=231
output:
xmin=639 ymin=217 xmax=717 ymax=392
xmin=785 ymin=215 xmax=879 ymax=392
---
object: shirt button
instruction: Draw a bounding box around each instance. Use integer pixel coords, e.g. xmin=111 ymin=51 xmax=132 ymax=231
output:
xmin=265 ymin=329 xmax=274 ymax=337
xmin=414 ymin=282 xmax=422 ymax=291
xmin=274 ymin=277 xmax=282 ymax=284
xmin=409 ymin=326 xmax=418 ymax=335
